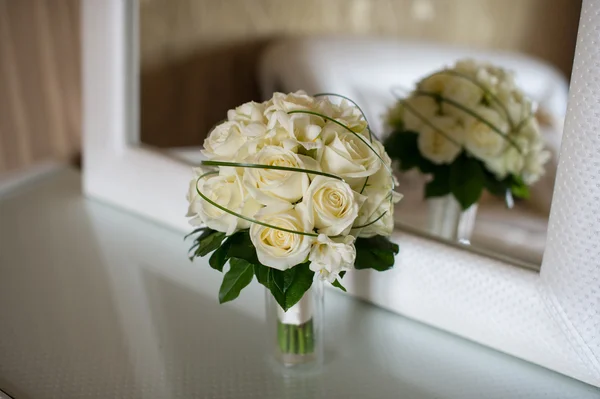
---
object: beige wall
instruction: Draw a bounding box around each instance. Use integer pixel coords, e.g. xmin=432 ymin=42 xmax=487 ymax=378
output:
xmin=0 ymin=0 xmax=81 ymax=174
xmin=140 ymin=0 xmax=582 ymax=148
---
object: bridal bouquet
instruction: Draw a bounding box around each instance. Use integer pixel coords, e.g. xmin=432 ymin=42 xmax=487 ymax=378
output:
xmin=186 ymin=91 xmax=401 ymax=362
xmin=385 ymin=59 xmax=550 ymax=209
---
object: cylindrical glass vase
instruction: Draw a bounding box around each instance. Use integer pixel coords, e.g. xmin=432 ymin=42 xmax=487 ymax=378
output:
xmin=427 ymin=194 xmax=478 ymax=244
xmin=265 ymin=278 xmax=324 ymax=368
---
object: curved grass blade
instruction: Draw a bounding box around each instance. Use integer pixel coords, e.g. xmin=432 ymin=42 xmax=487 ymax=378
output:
xmin=195 ymin=172 xmax=318 ymax=238
xmin=201 ymin=160 xmax=343 ymax=181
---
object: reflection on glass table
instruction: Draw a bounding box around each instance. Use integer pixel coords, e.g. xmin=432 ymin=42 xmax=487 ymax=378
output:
xmin=0 ymin=167 xmax=598 ymax=398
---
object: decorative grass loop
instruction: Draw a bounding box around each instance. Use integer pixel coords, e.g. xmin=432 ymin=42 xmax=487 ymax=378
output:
xmin=313 ymin=92 xmax=377 ymax=142
xmin=195 ymin=171 xmax=319 ymax=238
xmin=287 ymin=110 xmax=395 ymax=189
xmin=201 ymin=160 xmax=343 ymax=181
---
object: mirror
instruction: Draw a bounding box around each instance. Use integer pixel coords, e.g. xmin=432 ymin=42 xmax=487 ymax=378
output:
xmin=138 ymin=0 xmax=581 ymax=268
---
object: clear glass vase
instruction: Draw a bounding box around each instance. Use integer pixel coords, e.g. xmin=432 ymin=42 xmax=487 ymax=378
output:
xmin=427 ymin=194 xmax=478 ymax=244
xmin=265 ymin=278 xmax=324 ymax=368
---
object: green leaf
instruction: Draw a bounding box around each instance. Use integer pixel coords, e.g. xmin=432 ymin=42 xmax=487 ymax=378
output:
xmin=332 ymin=279 xmax=347 ymax=292
xmin=253 ymin=262 xmax=314 ymax=311
xmin=424 ymin=167 xmax=451 ymax=198
xmin=510 ymin=176 xmax=530 ymax=199
xmin=209 ymin=232 xmax=242 ymax=272
xmin=184 ymin=227 xmax=206 ymax=240
xmin=272 ymin=268 xmax=286 ymax=292
xmin=218 ymin=258 xmax=254 ymax=304
xmin=483 ymin=169 xmax=510 ymax=197
xmin=282 ymin=267 xmax=296 ymax=292
xmin=197 ymin=229 xmax=227 ymax=257
xmin=449 ymin=154 xmax=485 ymax=210
xmin=384 ymin=131 xmax=421 ymax=171
xmin=254 ymin=263 xmax=271 ymax=288
xmin=384 ymin=130 xmax=446 ymax=175
xmin=282 ymin=262 xmax=314 ymax=310
xmin=226 ymin=231 xmax=260 ymax=264
xmin=354 ymin=236 xmax=399 ymax=271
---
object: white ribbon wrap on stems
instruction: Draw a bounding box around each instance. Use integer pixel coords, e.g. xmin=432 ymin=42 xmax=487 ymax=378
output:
xmin=276 ymin=287 xmax=313 ymax=325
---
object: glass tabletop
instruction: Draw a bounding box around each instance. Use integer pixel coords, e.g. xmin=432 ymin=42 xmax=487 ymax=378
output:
xmin=0 ymin=169 xmax=598 ymax=399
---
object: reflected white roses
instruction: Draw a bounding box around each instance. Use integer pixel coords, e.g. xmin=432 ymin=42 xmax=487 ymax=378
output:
xmin=388 ymin=59 xmax=549 ymax=184
xmin=188 ymin=91 xmax=402 ymax=283
xmin=385 ymin=59 xmax=549 ymax=210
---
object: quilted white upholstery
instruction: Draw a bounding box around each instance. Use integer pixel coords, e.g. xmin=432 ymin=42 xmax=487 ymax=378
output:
xmin=541 ymin=0 xmax=600 ymax=381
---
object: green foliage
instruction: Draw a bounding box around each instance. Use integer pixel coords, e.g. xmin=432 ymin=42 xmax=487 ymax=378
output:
xmin=187 ymin=229 xmax=226 ymax=261
xmin=510 ymin=176 xmax=530 ymax=199
xmin=187 ymin=229 xmax=317 ymax=311
xmin=254 ymin=262 xmax=315 ymax=311
xmin=449 ymin=153 xmax=485 ymax=210
xmin=424 ymin=167 xmax=451 ymax=198
xmin=332 ymin=279 xmax=347 ymax=292
xmin=354 ymin=235 xmax=399 ymax=271
xmin=208 ymin=231 xmax=241 ymax=271
xmin=330 ymin=271 xmax=347 ymax=292
xmin=385 ymin=130 xmax=439 ymax=173
xmin=385 ymin=129 xmax=532 ymax=210
xmin=187 ymin=228 xmax=399 ymax=308
xmin=218 ymin=258 xmax=254 ymax=304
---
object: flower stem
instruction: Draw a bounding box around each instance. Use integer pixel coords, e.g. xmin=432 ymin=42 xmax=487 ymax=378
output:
xmin=277 ymin=319 xmax=315 ymax=355
xmin=298 ymin=325 xmax=306 ymax=354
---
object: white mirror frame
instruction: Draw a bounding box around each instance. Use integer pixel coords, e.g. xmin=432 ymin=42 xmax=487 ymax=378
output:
xmin=83 ymin=0 xmax=600 ymax=387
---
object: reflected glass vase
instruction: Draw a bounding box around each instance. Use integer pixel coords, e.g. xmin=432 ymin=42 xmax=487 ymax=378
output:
xmin=427 ymin=194 xmax=478 ymax=244
xmin=265 ymin=278 xmax=324 ymax=369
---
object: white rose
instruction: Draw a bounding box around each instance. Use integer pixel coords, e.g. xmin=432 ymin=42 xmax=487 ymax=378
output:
xmin=309 ymin=234 xmax=356 ymax=283
xmin=289 ymin=113 xmax=323 ymax=151
xmin=319 ymin=123 xmax=382 ymax=184
xmin=463 ymin=107 xmax=509 ymax=162
xmin=243 ymin=146 xmax=319 ymax=205
xmin=202 ymin=121 xmax=247 ymax=161
xmin=302 ymin=176 xmax=366 ymax=236
xmin=237 ymin=126 xmax=297 ymax=160
xmin=503 ymin=146 xmax=525 ymax=177
xmin=454 ymin=59 xmax=479 ymax=75
xmin=401 ymin=95 xmax=439 ymax=132
xmin=264 ymin=91 xmax=316 ymax=130
xmin=515 ymin=117 xmax=543 ymax=149
xmin=250 ymin=203 xmax=315 ymax=270
xmin=386 ymin=102 xmax=404 ymax=129
xmin=442 ymin=77 xmax=483 ymax=111
xmin=522 ymin=149 xmax=551 ymax=184
xmin=318 ymin=98 xmax=368 ymax=132
xmin=352 ymin=168 xmax=402 ymax=237
xmin=418 ymin=73 xmax=449 ymax=94
xmin=265 ymin=91 xmax=315 ymax=115
xmin=227 ymin=101 xmax=266 ymax=124
xmin=188 ymin=169 xmax=262 ymax=235
xmin=417 ymin=115 xmax=464 ymax=164
xmin=475 ymin=67 xmax=500 ymax=91
xmin=501 ymin=96 xmax=529 ymax=127
xmin=484 ymin=155 xmax=508 ymax=179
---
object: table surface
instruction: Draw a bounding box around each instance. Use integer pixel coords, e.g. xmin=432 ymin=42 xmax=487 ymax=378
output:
xmin=0 ymin=168 xmax=598 ymax=399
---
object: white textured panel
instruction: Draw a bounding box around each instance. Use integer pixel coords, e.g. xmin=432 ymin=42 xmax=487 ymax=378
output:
xmin=541 ymin=0 xmax=600 ymax=380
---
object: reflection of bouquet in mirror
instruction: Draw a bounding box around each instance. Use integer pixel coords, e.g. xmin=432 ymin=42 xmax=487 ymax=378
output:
xmin=186 ymin=91 xmax=401 ymax=366
xmin=385 ymin=59 xmax=550 ymax=211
